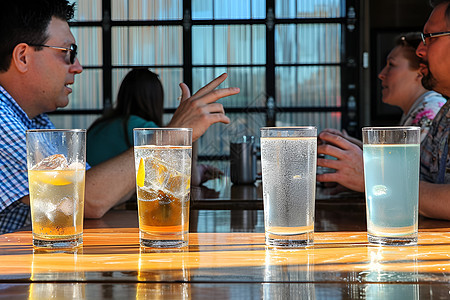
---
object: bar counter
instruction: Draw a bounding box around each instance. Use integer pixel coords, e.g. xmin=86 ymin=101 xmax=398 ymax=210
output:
xmin=0 ymin=181 xmax=449 ymax=299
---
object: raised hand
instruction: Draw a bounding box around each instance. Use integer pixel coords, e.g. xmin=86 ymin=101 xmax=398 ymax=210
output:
xmin=167 ymin=73 xmax=240 ymax=141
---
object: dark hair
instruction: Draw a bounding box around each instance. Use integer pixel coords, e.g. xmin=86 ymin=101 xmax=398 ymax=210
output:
xmin=89 ymin=68 xmax=165 ymax=147
xmin=0 ymin=0 xmax=75 ymax=72
xmin=394 ymin=32 xmax=422 ymax=70
xmin=430 ymin=0 xmax=450 ymax=21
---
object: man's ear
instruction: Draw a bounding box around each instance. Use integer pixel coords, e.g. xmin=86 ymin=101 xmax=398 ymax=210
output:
xmin=11 ymin=43 xmax=31 ymax=73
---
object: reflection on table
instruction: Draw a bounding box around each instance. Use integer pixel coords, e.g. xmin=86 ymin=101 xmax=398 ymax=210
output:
xmin=1 ymin=228 xmax=450 ymax=299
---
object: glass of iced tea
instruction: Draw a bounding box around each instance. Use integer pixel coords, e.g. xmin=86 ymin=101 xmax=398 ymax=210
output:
xmin=26 ymin=129 xmax=86 ymax=249
xmin=133 ymin=128 xmax=192 ymax=248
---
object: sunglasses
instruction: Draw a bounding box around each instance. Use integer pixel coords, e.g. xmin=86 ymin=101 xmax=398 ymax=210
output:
xmin=29 ymin=43 xmax=78 ymax=64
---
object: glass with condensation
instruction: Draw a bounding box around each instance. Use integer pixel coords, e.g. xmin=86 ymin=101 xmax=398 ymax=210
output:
xmin=260 ymin=127 xmax=317 ymax=248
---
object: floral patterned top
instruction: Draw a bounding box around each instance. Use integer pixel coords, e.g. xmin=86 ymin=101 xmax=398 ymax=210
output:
xmin=420 ymin=99 xmax=450 ymax=184
xmin=400 ymin=91 xmax=446 ymax=142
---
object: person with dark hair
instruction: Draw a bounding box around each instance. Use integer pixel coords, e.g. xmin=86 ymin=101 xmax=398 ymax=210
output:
xmin=414 ymin=0 xmax=450 ymax=220
xmin=0 ymin=0 xmax=239 ymax=233
xmin=315 ymin=32 xmax=446 ymax=193
xmin=87 ymin=69 xmax=165 ymax=166
xmin=87 ymin=68 xmax=222 ymax=185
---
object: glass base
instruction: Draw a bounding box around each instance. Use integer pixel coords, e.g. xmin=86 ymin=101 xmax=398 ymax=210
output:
xmin=140 ymin=239 xmax=187 ymax=248
xmin=33 ymin=235 xmax=83 ymax=249
xmin=265 ymin=231 xmax=313 ymax=248
xmin=368 ymin=234 xmax=417 ymax=246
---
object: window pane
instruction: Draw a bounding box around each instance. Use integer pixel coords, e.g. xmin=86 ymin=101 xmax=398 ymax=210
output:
xmin=197 ymin=113 xmax=265 ymax=156
xmin=276 ymin=0 xmax=343 ymax=18
xmin=192 ymin=0 xmax=213 ymax=19
xmin=112 ymin=26 xmax=182 ymax=66
xmin=277 ymin=112 xmax=342 ymax=132
xmin=72 ymin=0 xmax=102 ymax=21
xmin=111 ymin=0 xmax=182 ymax=20
xmin=64 ymin=69 xmax=103 ymax=110
xmin=192 ymin=0 xmax=266 ymax=20
xmin=252 ymin=0 xmax=266 ymax=19
xmin=193 ymin=67 xmax=265 ymax=108
xmin=71 ymin=27 xmax=102 ymax=66
xmin=275 ymin=24 xmax=341 ymax=64
xmin=49 ymin=115 xmax=100 ymax=130
xmin=112 ymin=68 xmax=183 ymax=112
xmin=276 ymin=66 xmax=341 ymax=107
xmin=192 ymin=25 xmax=265 ymax=65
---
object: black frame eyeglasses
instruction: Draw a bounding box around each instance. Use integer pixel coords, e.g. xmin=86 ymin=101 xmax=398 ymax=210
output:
xmin=420 ymin=31 xmax=450 ymax=45
xmin=29 ymin=43 xmax=78 ymax=64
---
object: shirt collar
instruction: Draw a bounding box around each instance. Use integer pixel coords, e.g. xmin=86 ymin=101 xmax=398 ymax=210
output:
xmin=0 ymin=84 xmax=53 ymax=129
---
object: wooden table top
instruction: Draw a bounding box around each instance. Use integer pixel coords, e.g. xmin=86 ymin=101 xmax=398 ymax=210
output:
xmin=1 ymin=225 xmax=450 ymax=299
xmin=1 ymin=183 xmax=449 ymax=299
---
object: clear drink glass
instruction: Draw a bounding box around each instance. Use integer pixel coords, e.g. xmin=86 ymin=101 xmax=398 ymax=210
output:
xmin=26 ymin=129 xmax=86 ymax=249
xmin=260 ymin=126 xmax=317 ymax=248
xmin=362 ymin=126 xmax=420 ymax=246
xmin=134 ymin=128 xmax=192 ymax=248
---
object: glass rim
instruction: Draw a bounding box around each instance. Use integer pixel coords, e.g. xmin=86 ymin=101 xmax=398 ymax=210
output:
xmin=260 ymin=126 xmax=317 ymax=131
xmin=26 ymin=129 xmax=86 ymax=133
xmin=362 ymin=126 xmax=420 ymax=132
xmin=133 ymin=128 xmax=193 ymax=132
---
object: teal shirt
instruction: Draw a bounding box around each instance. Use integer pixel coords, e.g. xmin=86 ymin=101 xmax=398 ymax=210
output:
xmin=87 ymin=115 xmax=158 ymax=166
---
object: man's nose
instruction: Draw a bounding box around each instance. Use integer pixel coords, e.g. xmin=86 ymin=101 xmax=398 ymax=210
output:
xmin=70 ymin=58 xmax=83 ymax=74
xmin=416 ymin=42 xmax=426 ymax=58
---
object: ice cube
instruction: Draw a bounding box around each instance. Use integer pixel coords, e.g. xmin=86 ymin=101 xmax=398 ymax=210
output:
xmin=57 ymin=197 xmax=74 ymax=216
xmin=137 ymin=186 xmax=159 ymax=201
xmin=166 ymin=174 xmax=190 ymax=197
xmin=144 ymin=157 xmax=190 ymax=198
xmin=372 ymin=185 xmax=389 ymax=197
xmin=42 ymin=202 xmax=58 ymax=222
xmin=68 ymin=161 xmax=85 ymax=170
xmin=145 ymin=156 xmax=169 ymax=185
xmin=35 ymin=154 xmax=69 ymax=170
xmin=155 ymin=189 xmax=176 ymax=205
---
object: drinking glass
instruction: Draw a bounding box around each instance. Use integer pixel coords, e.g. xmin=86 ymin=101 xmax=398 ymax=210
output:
xmin=362 ymin=126 xmax=420 ymax=245
xmin=26 ymin=129 xmax=86 ymax=248
xmin=260 ymin=127 xmax=317 ymax=248
xmin=134 ymin=128 xmax=192 ymax=248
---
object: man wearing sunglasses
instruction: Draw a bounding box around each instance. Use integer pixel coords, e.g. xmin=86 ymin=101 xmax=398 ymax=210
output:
xmin=415 ymin=0 xmax=450 ymax=220
xmin=0 ymin=0 xmax=240 ymax=233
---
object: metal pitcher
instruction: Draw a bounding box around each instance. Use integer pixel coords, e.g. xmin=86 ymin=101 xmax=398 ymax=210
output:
xmin=230 ymin=136 xmax=257 ymax=185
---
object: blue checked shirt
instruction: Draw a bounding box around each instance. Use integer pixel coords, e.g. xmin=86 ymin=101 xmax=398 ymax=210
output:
xmin=420 ymin=99 xmax=450 ymax=184
xmin=0 ymin=85 xmax=54 ymax=233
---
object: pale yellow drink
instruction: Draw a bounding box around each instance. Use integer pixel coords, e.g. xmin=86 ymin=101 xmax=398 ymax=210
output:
xmin=26 ymin=129 xmax=86 ymax=249
xmin=28 ymin=167 xmax=85 ymax=245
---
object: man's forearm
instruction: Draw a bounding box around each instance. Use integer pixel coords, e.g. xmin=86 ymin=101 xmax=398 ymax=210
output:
xmin=84 ymin=148 xmax=136 ymax=218
xmin=419 ymin=181 xmax=450 ymax=220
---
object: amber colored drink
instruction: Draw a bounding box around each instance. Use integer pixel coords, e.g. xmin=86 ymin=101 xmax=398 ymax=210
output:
xmin=135 ymin=145 xmax=191 ymax=248
xmin=137 ymin=187 xmax=190 ymax=239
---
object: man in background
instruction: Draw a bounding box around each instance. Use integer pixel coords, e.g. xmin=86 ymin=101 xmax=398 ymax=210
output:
xmin=415 ymin=0 xmax=450 ymax=220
